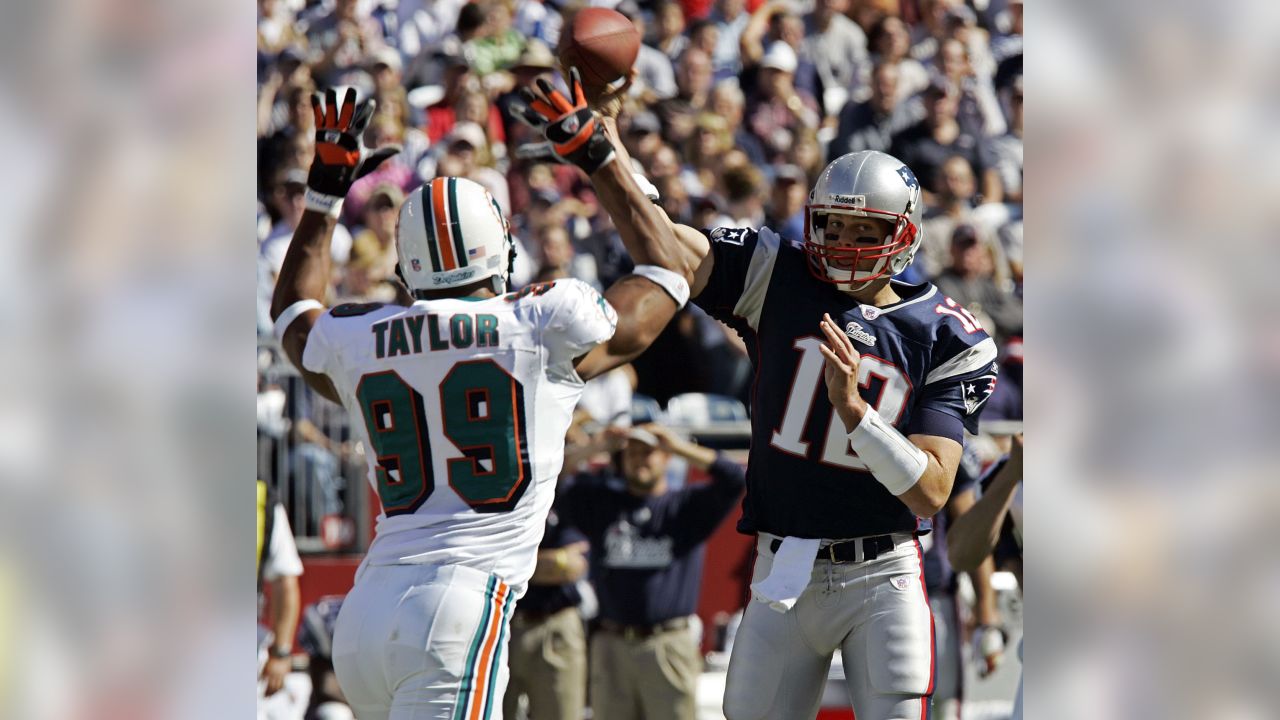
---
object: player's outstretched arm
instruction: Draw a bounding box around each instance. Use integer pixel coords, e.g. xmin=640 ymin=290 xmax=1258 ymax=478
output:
xmin=270 ymin=88 xmax=399 ymax=403
xmin=818 ymin=314 xmax=963 ymax=517
xmin=573 ymin=275 xmax=680 ymax=381
xmin=948 ymin=439 xmax=1023 ymax=572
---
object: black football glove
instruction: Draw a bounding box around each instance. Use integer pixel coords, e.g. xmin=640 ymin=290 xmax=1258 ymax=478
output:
xmin=307 ymin=87 xmax=400 ymax=212
xmin=514 ymin=67 xmax=615 ymax=176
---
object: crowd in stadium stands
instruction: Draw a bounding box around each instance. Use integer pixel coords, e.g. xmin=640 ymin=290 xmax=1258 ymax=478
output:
xmin=256 ymin=0 xmax=1022 ymax=532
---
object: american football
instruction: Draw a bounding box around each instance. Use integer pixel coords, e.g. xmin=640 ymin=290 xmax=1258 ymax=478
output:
xmin=558 ymin=7 xmax=640 ymax=88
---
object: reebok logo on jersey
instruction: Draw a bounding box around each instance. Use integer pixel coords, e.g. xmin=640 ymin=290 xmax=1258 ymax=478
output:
xmin=844 ymin=321 xmax=876 ymax=346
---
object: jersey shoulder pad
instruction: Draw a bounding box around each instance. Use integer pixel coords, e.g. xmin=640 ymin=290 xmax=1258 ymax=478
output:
xmin=523 ymin=279 xmax=617 ymax=360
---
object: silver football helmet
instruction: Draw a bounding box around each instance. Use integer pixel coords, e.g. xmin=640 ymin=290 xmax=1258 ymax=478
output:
xmin=804 ymin=150 xmax=924 ymax=291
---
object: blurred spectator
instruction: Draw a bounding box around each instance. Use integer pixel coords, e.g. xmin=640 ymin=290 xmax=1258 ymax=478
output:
xmin=684 ymin=113 xmax=734 ymax=198
xmin=708 ymin=80 xmax=768 ymax=167
xmin=257 ymin=480 xmax=303 ymax=699
xmin=504 ymin=510 xmax=590 ymax=720
xmin=708 ymin=0 xmax=750 ymax=80
xmin=622 ymin=110 xmax=666 ymax=168
xmin=258 ymin=0 xmax=305 ymax=56
xmin=618 ymin=1 xmax=679 ymax=104
xmin=746 ymin=42 xmax=819 ymax=163
xmin=657 ymin=47 xmax=714 ymax=143
xmin=868 ymin=15 xmax=931 ymax=102
xmin=721 ymin=164 xmax=766 ymax=229
xmin=764 ymin=164 xmax=807 ymax=241
xmin=532 ymin=223 xmax=600 ymax=288
xmin=739 ymin=1 xmax=819 ymax=99
xmin=802 ymin=0 xmax=871 ymax=114
xmin=559 ymin=424 xmax=745 ymax=720
xmin=461 ymin=0 xmax=525 ymax=76
xmin=828 ymin=61 xmax=926 ymax=159
xmin=934 ymin=37 xmax=1007 ymax=138
xmin=513 ymin=0 xmax=563 ymax=48
xmin=989 ymin=75 xmax=1024 ymax=204
xmin=340 ymin=184 xmax=403 ymax=303
xmin=259 ymin=80 xmax=316 ymax=188
xmin=296 ymin=596 xmax=354 ymax=720
xmin=918 ymin=155 xmax=981 ymax=277
xmin=305 ymin=0 xmax=389 ymax=85
xmin=785 ymin=126 xmax=825 ymax=186
xmin=424 ymin=52 xmax=505 ymax=144
xmin=654 ymin=0 xmax=690 ymax=60
xmin=932 ymin=224 xmax=1022 ymax=342
xmin=890 ymin=80 xmax=1001 ymax=204
xmin=438 ymin=121 xmax=511 ymax=214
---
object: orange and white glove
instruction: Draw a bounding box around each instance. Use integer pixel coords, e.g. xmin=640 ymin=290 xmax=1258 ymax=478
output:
xmin=306 ymin=87 xmax=400 ymax=216
xmin=514 ymin=67 xmax=615 ymax=175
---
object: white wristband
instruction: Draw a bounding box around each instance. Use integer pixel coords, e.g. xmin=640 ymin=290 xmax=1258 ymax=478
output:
xmin=632 ymin=172 xmax=660 ymax=202
xmin=847 ymin=406 xmax=927 ymax=496
xmin=304 ymin=188 xmax=344 ymax=218
xmin=631 ymin=264 xmax=690 ymax=308
xmin=273 ymin=299 xmax=325 ymax=342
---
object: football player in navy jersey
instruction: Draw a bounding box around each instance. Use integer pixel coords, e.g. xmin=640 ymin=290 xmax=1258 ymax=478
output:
xmin=625 ymin=149 xmax=1000 ymax=720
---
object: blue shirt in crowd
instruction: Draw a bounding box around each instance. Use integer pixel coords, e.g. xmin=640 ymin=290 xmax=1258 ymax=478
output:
xmin=559 ymin=455 xmax=745 ymax=626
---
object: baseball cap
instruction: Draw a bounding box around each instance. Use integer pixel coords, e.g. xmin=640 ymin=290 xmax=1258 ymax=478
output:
xmin=628 ymin=111 xmax=662 ymax=136
xmin=773 ymin=164 xmax=807 ymax=184
xmin=514 ymin=40 xmax=557 ymax=71
xmin=951 ymin=224 xmax=979 ymax=246
xmin=367 ymin=46 xmax=403 ymax=73
xmin=281 ymin=167 xmax=308 ymax=188
xmin=368 ymin=183 xmax=405 ymax=208
xmin=626 ymin=428 xmax=661 ymax=448
xmin=760 ymin=41 xmax=798 ymax=74
xmin=446 ymin=121 xmax=487 ymax=150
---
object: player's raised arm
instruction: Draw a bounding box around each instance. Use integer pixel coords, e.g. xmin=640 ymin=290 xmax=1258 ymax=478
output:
xmin=515 ymin=68 xmax=708 ymax=379
xmin=269 ymin=88 xmax=399 ymax=402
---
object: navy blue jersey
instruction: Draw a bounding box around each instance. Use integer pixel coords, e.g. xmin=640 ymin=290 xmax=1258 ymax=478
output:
xmin=694 ymin=226 xmax=999 ymax=539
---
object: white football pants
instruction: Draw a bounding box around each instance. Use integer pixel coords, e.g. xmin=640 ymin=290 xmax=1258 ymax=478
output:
xmin=333 ymin=563 xmax=514 ymax=720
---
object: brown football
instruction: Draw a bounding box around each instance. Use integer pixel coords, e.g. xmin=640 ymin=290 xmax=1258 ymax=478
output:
xmin=558 ymin=7 xmax=641 ymax=88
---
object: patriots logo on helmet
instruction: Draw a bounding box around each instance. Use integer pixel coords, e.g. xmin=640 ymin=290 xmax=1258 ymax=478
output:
xmin=896 ymin=166 xmax=919 ymax=191
xmin=962 ymin=371 xmax=999 ymax=414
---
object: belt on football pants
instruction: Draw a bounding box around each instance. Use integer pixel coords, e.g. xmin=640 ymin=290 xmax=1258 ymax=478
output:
xmin=769 ymin=534 xmax=903 ymax=564
xmin=597 ymin=615 xmax=691 ymax=641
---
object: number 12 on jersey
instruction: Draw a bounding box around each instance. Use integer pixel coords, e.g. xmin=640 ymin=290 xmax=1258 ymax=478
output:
xmin=355 ymin=360 xmax=533 ymax=517
xmin=770 ymin=337 xmax=911 ymax=470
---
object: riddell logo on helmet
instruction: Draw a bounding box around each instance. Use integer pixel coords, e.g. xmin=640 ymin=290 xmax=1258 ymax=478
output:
xmin=828 ymin=194 xmax=866 ymax=208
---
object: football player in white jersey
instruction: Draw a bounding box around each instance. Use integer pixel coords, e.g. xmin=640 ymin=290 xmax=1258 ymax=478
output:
xmin=271 ymin=84 xmax=696 ymax=720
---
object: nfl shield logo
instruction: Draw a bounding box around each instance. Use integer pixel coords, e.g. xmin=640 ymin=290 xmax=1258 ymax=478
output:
xmin=860 ymin=305 xmax=881 ymax=321
xmin=891 ymin=576 xmax=912 ymax=590
xmin=411 ymin=259 xmax=421 ymax=271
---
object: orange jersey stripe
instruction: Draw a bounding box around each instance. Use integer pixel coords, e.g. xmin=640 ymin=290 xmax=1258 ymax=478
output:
xmin=432 ymin=177 xmax=456 ymax=270
xmin=468 ymin=582 xmax=509 ymax=720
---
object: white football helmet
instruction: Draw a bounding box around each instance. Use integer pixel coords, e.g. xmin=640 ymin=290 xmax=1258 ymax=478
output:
xmin=397 ymin=177 xmax=514 ymax=295
xmin=804 ymin=150 xmax=924 ymax=291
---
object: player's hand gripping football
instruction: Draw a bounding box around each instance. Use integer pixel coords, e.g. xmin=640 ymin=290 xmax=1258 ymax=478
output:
xmin=306 ymin=87 xmax=400 ymax=211
xmin=514 ymin=66 xmax=616 ymax=175
xmin=819 ymin=313 xmax=869 ymax=432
